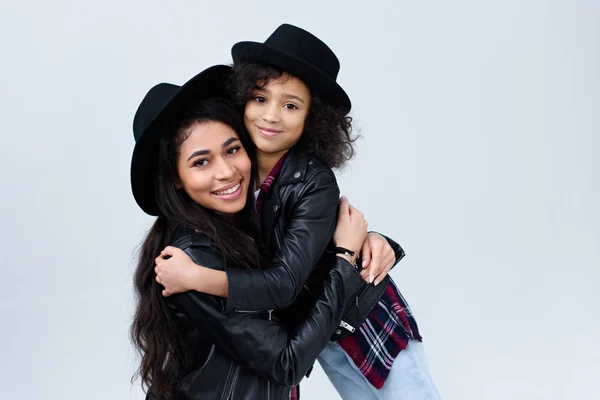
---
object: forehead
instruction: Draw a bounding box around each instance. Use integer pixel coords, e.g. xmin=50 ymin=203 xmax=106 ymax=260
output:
xmin=179 ymin=121 xmax=238 ymax=152
xmin=259 ymin=73 xmax=311 ymax=97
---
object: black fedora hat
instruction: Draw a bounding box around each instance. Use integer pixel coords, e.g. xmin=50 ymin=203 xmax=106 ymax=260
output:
xmin=131 ymin=65 xmax=231 ymax=216
xmin=231 ymin=23 xmax=351 ymax=113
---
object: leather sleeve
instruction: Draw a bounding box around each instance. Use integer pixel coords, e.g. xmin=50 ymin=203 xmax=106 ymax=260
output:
xmin=225 ymin=169 xmax=340 ymax=312
xmin=169 ymin=244 xmax=362 ymax=387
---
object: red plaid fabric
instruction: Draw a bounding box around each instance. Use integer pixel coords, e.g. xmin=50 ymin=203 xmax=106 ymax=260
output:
xmin=255 ymin=153 xmax=287 ymax=214
xmin=337 ymin=282 xmax=421 ymax=389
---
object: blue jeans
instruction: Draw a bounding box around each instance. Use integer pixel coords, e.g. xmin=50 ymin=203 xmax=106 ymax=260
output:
xmin=317 ymin=340 xmax=442 ymax=400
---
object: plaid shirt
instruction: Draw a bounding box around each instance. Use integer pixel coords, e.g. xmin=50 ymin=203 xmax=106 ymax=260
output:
xmin=338 ymin=282 xmax=421 ymax=389
xmin=258 ymin=154 xmax=420 ymax=396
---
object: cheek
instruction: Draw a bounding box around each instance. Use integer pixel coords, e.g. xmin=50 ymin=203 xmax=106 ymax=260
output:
xmin=291 ymin=114 xmax=307 ymax=136
xmin=244 ymin=102 xmax=258 ymax=122
xmin=179 ymin=170 xmax=211 ymax=195
xmin=238 ymin=155 xmax=252 ymax=178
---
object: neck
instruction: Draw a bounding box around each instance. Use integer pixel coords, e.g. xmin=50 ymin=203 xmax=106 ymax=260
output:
xmin=256 ymin=150 xmax=288 ymax=188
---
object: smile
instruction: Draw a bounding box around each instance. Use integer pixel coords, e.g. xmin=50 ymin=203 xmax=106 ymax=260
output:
xmin=256 ymin=125 xmax=282 ymax=138
xmin=211 ymin=181 xmax=243 ymax=200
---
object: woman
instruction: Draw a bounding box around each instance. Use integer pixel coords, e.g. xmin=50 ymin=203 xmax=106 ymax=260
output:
xmin=129 ymin=64 xmax=369 ymax=399
xmin=156 ymin=25 xmax=441 ymax=399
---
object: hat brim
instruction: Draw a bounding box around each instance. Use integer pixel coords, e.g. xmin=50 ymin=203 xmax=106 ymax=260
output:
xmin=131 ymin=65 xmax=231 ymax=216
xmin=232 ymin=42 xmax=351 ymax=112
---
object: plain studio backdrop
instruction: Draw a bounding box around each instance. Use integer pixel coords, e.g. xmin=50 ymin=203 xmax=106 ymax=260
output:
xmin=1 ymin=1 xmax=598 ymax=399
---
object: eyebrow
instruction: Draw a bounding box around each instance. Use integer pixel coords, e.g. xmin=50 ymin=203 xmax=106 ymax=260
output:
xmin=281 ymin=94 xmax=305 ymax=104
xmin=186 ymin=137 xmax=240 ymax=161
xmin=253 ymin=87 xmax=306 ymax=104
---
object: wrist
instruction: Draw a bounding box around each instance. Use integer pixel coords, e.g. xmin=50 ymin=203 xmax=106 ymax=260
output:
xmin=187 ymin=264 xmax=204 ymax=292
xmin=336 ymin=253 xmax=358 ymax=269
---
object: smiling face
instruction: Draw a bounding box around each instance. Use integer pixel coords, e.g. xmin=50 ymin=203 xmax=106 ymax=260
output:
xmin=176 ymin=120 xmax=251 ymax=215
xmin=243 ymin=73 xmax=311 ymax=160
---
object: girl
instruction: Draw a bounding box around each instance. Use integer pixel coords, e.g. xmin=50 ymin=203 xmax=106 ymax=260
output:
xmin=130 ymin=65 xmax=369 ymax=399
xmin=156 ymin=25 xmax=441 ymax=399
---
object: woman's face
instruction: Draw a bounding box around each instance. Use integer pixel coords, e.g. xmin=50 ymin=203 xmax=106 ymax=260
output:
xmin=244 ymin=73 xmax=311 ymax=159
xmin=176 ymin=121 xmax=251 ymax=215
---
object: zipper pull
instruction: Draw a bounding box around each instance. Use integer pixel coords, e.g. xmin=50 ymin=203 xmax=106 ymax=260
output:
xmin=355 ymin=296 xmax=359 ymax=306
xmin=268 ymin=309 xmax=273 ymax=321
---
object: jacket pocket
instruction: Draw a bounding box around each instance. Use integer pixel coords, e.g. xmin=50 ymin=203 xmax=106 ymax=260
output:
xmin=233 ymin=309 xmax=273 ymax=320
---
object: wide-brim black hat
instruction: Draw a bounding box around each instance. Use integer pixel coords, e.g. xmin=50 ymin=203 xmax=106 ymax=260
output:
xmin=130 ymin=65 xmax=231 ymax=216
xmin=231 ymin=24 xmax=351 ymax=113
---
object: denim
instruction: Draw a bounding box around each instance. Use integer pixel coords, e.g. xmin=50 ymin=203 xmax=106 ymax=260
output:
xmin=317 ymin=340 xmax=442 ymax=400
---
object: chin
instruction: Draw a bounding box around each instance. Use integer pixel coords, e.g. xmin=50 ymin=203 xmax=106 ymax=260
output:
xmin=213 ymin=199 xmax=247 ymax=215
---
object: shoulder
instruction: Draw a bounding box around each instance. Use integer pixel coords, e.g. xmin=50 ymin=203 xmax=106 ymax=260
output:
xmin=280 ymin=149 xmax=337 ymax=188
xmin=171 ymin=226 xmax=212 ymax=249
xmin=170 ymin=227 xmax=224 ymax=271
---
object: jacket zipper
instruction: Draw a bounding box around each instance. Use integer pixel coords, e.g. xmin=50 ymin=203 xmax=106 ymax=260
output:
xmin=227 ymin=365 xmax=240 ymax=400
xmin=267 ymin=381 xmax=271 ymax=400
xmin=221 ymin=362 xmax=234 ymax=400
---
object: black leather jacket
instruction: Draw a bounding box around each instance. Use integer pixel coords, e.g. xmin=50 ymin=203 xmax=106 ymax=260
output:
xmin=165 ymin=228 xmax=363 ymax=400
xmin=224 ymin=148 xmax=405 ymax=335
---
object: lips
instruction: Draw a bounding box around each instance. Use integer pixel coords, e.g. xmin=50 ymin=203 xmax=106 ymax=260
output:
xmin=256 ymin=125 xmax=282 ymax=138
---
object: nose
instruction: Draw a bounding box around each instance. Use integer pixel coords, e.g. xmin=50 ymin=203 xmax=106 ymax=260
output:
xmin=261 ymin=102 xmax=280 ymax=124
xmin=214 ymin=156 xmax=236 ymax=180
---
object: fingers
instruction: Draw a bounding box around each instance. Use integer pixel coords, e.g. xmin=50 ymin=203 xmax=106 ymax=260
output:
xmin=361 ymin=238 xmax=372 ymax=270
xmin=338 ymin=195 xmax=350 ymax=217
xmin=161 ymin=246 xmax=178 ymax=258
xmin=373 ymin=253 xmax=396 ymax=286
xmin=348 ymin=204 xmax=364 ymax=220
xmin=162 ymin=289 xmax=170 ymax=297
xmin=368 ymin=248 xmax=381 ymax=284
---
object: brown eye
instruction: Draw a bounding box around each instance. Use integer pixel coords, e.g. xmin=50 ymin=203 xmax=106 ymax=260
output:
xmin=226 ymin=146 xmax=241 ymax=156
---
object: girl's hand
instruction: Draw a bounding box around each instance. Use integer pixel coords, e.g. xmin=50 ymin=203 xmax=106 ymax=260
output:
xmin=154 ymin=246 xmax=199 ymax=297
xmin=360 ymin=233 xmax=396 ymax=285
xmin=333 ymin=196 xmax=368 ymax=264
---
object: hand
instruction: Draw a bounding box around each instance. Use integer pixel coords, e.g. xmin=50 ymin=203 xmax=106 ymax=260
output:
xmin=333 ymin=196 xmax=368 ymax=262
xmin=154 ymin=246 xmax=199 ymax=297
xmin=360 ymin=233 xmax=396 ymax=285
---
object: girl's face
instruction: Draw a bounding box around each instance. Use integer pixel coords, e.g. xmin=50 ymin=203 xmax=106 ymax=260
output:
xmin=244 ymin=73 xmax=311 ymax=159
xmin=176 ymin=121 xmax=251 ymax=215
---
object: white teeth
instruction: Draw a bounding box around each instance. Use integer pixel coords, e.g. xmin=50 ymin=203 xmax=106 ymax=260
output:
xmin=213 ymin=183 xmax=240 ymax=196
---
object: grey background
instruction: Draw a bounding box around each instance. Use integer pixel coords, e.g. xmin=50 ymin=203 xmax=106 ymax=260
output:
xmin=1 ymin=1 xmax=598 ymax=399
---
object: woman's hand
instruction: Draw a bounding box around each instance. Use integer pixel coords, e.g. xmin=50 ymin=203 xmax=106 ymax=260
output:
xmin=333 ymin=196 xmax=368 ymax=266
xmin=154 ymin=246 xmax=199 ymax=297
xmin=360 ymin=233 xmax=396 ymax=285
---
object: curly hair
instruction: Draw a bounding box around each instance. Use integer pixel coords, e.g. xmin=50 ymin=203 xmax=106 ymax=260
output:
xmin=228 ymin=62 xmax=359 ymax=170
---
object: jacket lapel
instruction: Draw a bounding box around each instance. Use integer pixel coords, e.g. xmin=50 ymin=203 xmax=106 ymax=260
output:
xmin=260 ymin=148 xmax=310 ymax=253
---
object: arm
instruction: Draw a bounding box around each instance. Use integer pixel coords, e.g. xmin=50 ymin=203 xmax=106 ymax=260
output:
xmin=169 ymin=244 xmax=362 ymax=386
xmin=156 ymin=170 xmax=339 ymax=305
xmin=225 ymin=169 xmax=340 ymax=311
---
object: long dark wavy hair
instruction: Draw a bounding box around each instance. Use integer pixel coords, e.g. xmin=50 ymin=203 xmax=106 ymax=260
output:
xmin=228 ymin=61 xmax=359 ymax=170
xmin=130 ymin=98 xmax=263 ymax=400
